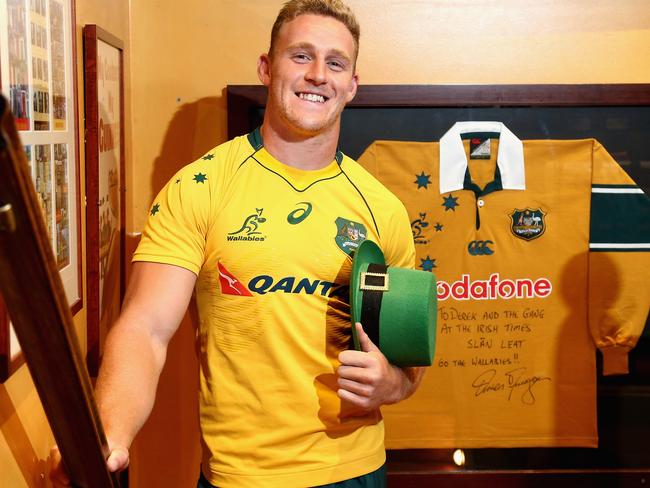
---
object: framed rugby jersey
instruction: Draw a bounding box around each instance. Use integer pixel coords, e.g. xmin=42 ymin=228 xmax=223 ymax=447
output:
xmin=227 ymin=84 xmax=650 ymax=483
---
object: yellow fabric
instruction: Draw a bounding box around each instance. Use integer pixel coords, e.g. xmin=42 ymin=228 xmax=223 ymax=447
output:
xmin=358 ymin=127 xmax=649 ymax=448
xmin=134 ymin=131 xmax=415 ymax=487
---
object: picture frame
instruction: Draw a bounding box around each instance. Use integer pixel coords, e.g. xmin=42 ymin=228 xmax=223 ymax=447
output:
xmin=226 ymin=84 xmax=650 ymax=483
xmin=83 ymin=24 xmax=125 ymax=377
xmin=0 ymin=0 xmax=82 ymax=382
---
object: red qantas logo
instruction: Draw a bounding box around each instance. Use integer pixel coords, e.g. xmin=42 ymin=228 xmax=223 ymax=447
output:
xmin=217 ymin=263 xmax=252 ymax=296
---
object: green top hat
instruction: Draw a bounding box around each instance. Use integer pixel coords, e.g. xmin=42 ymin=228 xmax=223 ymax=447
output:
xmin=350 ymin=240 xmax=437 ymax=367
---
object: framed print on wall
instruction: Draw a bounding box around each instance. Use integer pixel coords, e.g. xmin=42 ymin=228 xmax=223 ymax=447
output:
xmin=0 ymin=0 xmax=82 ymax=382
xmin=83 ymin=25 xmax=125 ymax=377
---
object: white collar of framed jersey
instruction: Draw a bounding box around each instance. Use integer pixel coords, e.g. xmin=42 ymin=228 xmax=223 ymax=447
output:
xmin=439 ymin=121 xmax=526 ymax=194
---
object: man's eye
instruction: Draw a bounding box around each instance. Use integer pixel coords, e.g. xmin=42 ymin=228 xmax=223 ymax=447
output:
xmin=328 ymin=61 xmax=345 ymax=71
xmin=293 ymin=53 xmax=310 ymax=62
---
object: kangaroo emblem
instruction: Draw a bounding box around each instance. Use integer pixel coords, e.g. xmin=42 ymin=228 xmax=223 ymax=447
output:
xmin=229 ymin=208 xmax=267 ymax=236
xmin=411 ymin=212 xmax=430 ymax=243
xmin=218 ymin=268 xmax=242 ymax=294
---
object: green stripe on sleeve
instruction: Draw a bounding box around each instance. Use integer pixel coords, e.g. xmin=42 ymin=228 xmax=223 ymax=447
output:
xmin=590 ymin=192 xmax=650 ymax=246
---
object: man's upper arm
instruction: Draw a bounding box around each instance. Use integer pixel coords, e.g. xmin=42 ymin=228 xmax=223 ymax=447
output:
xmin=118 ymin=261 xmax=197 ymax=347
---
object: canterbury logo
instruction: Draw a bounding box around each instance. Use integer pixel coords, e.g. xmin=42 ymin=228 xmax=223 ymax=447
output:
xmin=468 ymin=240 xmax=494 ymax=255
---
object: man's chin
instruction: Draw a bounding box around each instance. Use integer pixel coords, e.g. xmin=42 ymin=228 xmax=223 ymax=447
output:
xmin=287 ymin=116 xmax=338 ymax=137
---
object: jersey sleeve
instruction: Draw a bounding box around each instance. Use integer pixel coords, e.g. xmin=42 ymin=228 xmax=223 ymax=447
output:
xmin=358 ymin=143 xmax=416 ymax=270
xmin=589 ymin=140 xmax=650 ymax=375
xmin=383 ymin=202 xmax=416 ymax=270
xmin=133 ymin=160 xmax=214 ymax=275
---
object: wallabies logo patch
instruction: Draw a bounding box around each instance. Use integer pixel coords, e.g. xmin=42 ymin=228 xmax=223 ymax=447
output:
xmin=510 ymin=208 xmax=546 ymax=241
xmin=335 ymin=217 xmax=367 ymax=257
xmin=411 ymin=212 xmax=430 ymax=244
xmin=227 ymin=208 xmax=267 ymax=242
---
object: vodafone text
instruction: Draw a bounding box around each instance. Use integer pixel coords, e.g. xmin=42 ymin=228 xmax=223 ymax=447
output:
xmin=437 ymin=274 xmax=552 ymax=301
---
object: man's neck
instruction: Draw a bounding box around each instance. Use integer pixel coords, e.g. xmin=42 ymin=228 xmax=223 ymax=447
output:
xmin=260 ymin=121 xmax=340 ymax=171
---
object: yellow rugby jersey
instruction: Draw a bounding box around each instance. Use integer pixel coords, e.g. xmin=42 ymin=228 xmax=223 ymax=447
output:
xmin=358 ymin=121 xmax=649 ymax=448
xmin=133 ymin=128 xmax=415 ymax=487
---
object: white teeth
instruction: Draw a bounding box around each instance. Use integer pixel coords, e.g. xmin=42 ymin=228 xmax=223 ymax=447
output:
xmin=299 ymin=93 xmax=325 ymax=103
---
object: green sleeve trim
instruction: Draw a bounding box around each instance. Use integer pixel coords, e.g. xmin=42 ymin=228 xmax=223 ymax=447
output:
xmin=590 ymin=192 xmax=650 ymax=246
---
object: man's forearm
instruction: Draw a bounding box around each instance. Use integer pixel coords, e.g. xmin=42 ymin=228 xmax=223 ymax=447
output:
xmin=95 ymin=318 xmax=168 ymax=449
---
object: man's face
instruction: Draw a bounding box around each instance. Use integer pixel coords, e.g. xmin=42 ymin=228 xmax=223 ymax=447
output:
xmin=258 ymin=14 xmax=358 ymax=137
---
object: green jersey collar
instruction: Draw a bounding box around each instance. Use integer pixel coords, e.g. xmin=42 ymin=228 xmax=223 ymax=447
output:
xmin=248 ymin=127 xmax=344 ymax=165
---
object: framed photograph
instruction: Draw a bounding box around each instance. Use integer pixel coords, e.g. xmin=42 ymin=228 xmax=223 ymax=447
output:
xmin=227 ymin=84 xmax=650 ymax=482
xmin=83 ymin=25 xmax=125 ymax=377
xmin=0 ymin=0 xmax=81 ymax=382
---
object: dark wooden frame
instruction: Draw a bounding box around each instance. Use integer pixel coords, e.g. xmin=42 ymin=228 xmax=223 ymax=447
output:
xmin=227 ymin=84 xmax=650 ymax=140
xmin=83 ymin=25 xmax=126 ymax=376
xmin=0 ymin=0 xmax=83 ymax=382
xmin=226 ymin=84 xmax=650 ymax=486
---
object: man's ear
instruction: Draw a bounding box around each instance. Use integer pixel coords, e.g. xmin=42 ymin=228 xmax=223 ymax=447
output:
xmin=345 ymin=73 xmax=359 ymax=103
xmin=257 ymin=53 xmax=272 ymax=86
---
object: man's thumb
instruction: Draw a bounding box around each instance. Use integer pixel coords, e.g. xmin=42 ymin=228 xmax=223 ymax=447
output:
xmin=356 ymin=322 xmax=380 ymax=353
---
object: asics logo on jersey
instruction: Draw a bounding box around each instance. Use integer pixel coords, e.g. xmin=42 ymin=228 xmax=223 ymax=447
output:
xmin=227 ymin=208 xmax=267 ymax=241
xmin=287 ymin=202 xmax=312 ymax=225
xmin=468 ymin=240 xmax=494 ymax=255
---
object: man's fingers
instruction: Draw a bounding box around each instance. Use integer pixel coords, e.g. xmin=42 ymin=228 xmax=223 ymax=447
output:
xmin=338 ymin=363 xmax=376 ymax=383
xmin=49 ymin=445 xmax=70 ymax=487
xmin=337 ymin=387 xmax=367 ymax=405
xmin=338 ymin=377 xmax=372 ymax=397
xmin=106 ymin=446 xmax=130 ymax=473
xmin=48 ymin=443 xmax=129 ymax=485
xmin=338 ymin=349 xmax=372 ymax=368
xmin=356 ymin=322 xmax=380 ymax=353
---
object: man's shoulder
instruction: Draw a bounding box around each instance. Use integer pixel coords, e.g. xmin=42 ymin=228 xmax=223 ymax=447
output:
xmin=196 ymin=133 xmax=257 ymax=166
xmin=174 ymin=133 xmax=257 ymax=179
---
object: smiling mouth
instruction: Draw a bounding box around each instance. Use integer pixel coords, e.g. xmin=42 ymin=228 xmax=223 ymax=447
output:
xmin=297 ymin=92 xmax=328 ymax=103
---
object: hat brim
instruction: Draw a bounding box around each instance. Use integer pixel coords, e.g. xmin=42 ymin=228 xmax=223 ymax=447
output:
xmin=350 ymin=240 xmax=385 ymax=350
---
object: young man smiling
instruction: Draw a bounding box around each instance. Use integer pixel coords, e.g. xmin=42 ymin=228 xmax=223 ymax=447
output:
xmin=51 ymin=1 xmax=423 ymax=487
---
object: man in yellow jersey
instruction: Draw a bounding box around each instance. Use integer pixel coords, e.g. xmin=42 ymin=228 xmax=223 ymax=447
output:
xmin=52 ymin=1 xmax=423 ymax=487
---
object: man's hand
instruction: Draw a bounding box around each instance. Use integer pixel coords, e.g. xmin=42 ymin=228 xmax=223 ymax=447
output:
xmin=49 ymin=442 xmax=129 ymax=487
xmin=337 ymin=322 xmax=423 ymax=414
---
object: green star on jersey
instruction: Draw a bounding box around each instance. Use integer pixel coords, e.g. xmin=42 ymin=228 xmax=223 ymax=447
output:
xmin=193 ymin=172 xmax=208 ymax=183
xmin=150 ymin=203 xmax=160 ymax=216
xmin=414 ymin=171 xmax=431 ymax=189
xmin=442 ymin=194 xmax=459 ymax=211
xmin=420 ymin=255 xmax=436 ymax=272
xmin=202 ymin=154 xmax=215 ymax=160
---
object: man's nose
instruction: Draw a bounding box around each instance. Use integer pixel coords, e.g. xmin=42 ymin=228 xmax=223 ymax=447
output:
xmin=305 ymin=59 xmax=327 ymax=85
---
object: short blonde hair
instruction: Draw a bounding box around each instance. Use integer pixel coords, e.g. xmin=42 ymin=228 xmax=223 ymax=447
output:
xmin=269 ymin=0 xmax=360 ymax=66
